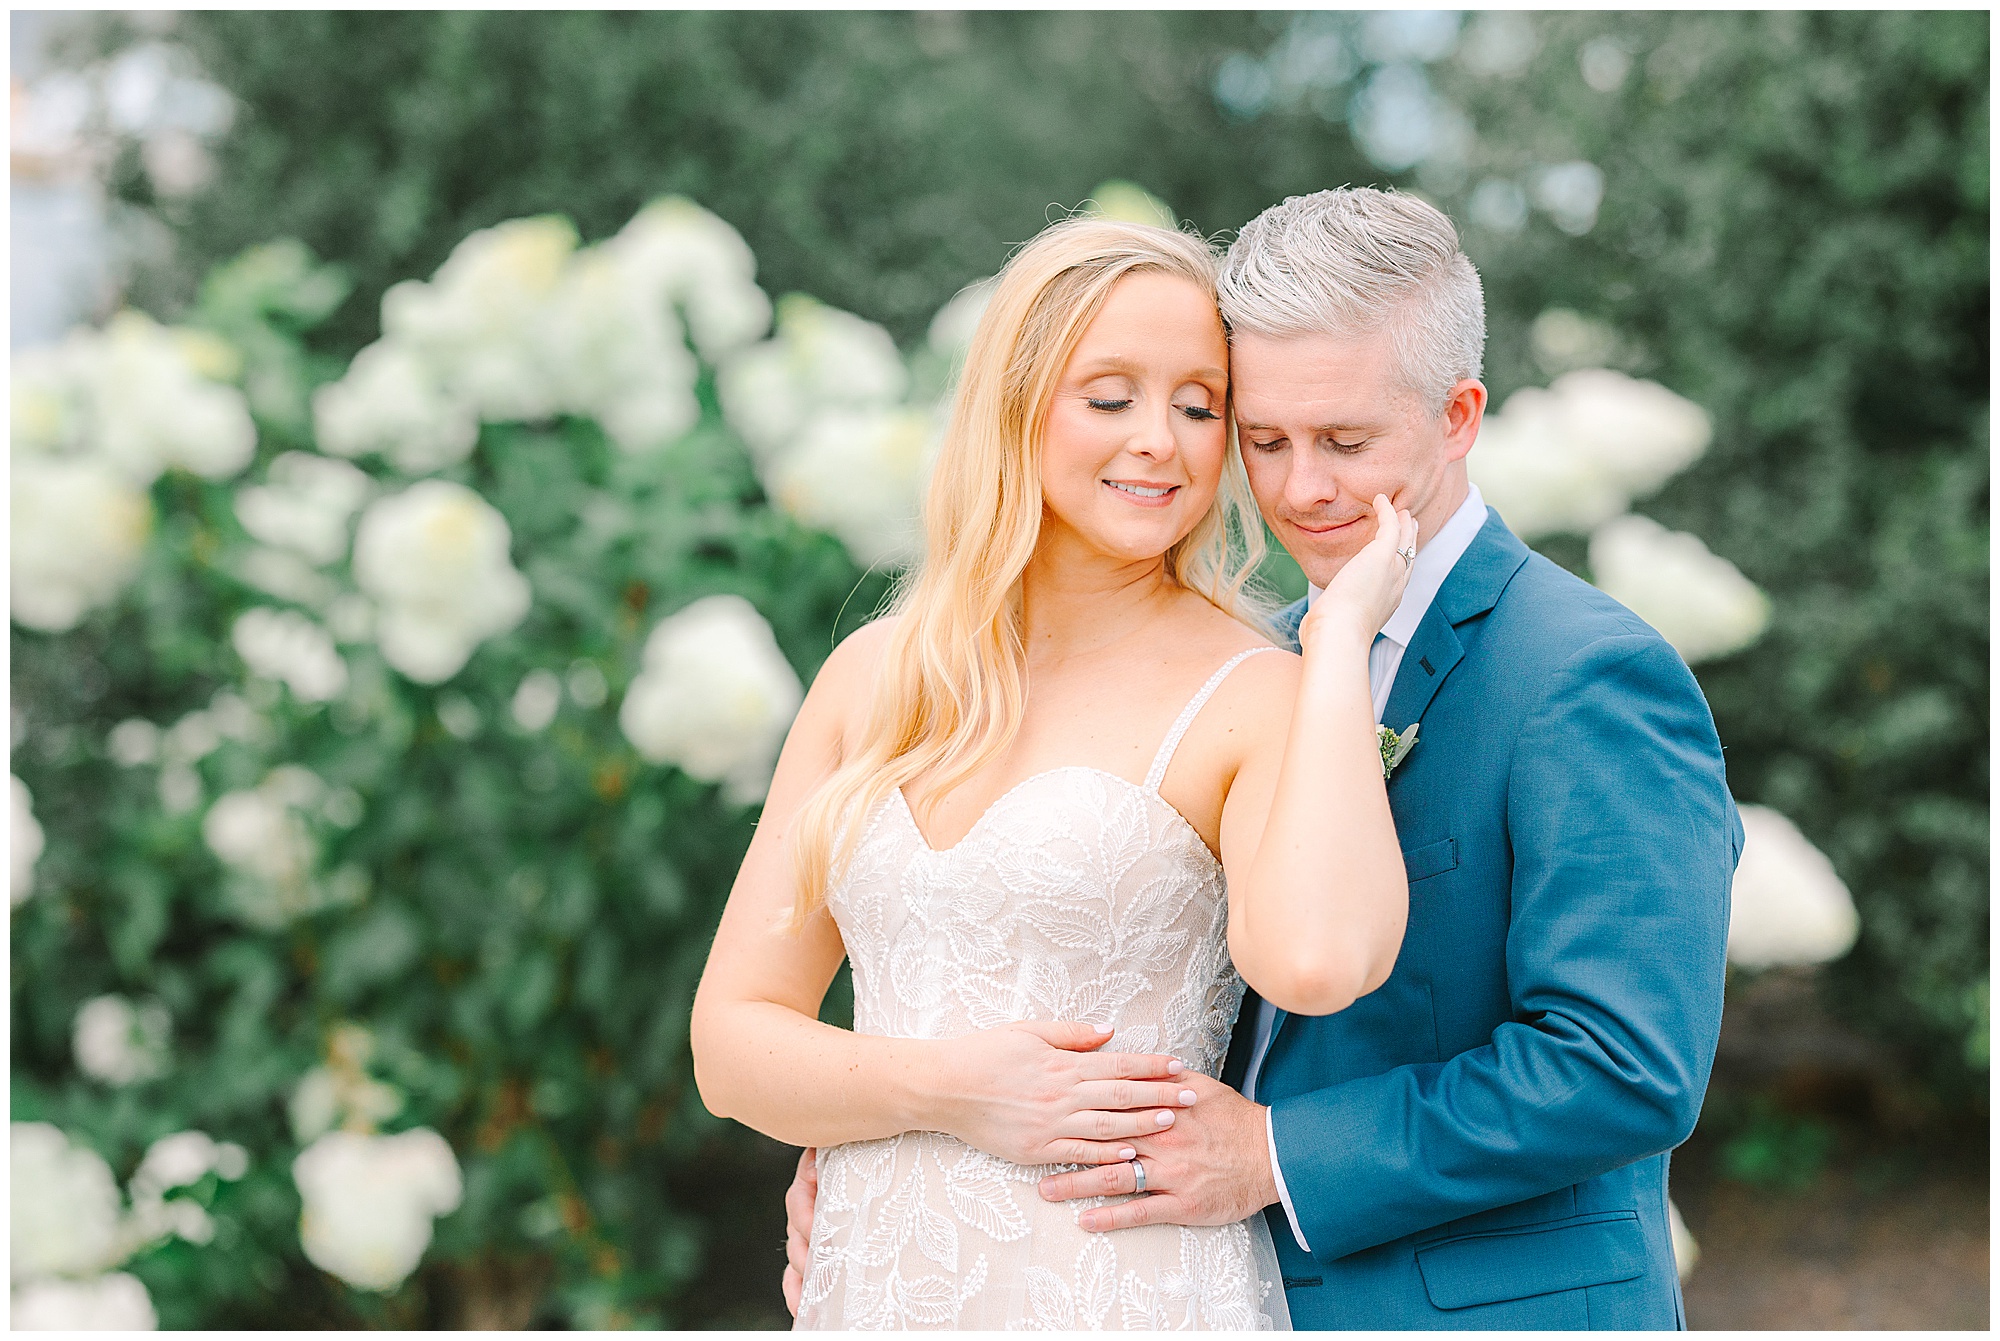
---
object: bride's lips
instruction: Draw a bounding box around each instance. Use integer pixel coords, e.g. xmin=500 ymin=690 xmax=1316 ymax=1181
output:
xmin=1102 ymin=479 xmax=1181 ymax=508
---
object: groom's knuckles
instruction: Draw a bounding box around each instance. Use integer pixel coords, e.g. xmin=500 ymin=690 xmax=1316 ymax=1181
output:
xmin=1089 ymin=1079 xmax=1173 ymax=1110
xmin=1052 ymin=1138 xmax=1121 ymax=1165
xmin=1091 ymin=1050 xmax=1176 ymax=1080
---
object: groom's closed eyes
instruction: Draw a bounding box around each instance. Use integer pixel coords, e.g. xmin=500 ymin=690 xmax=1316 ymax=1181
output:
xmin=1235 ymin=421 xmax=1377 ymax=454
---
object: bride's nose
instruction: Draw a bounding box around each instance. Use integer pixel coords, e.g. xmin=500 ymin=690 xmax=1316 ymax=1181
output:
xmin=1129 ymin=403 xmax=1178 ymax=460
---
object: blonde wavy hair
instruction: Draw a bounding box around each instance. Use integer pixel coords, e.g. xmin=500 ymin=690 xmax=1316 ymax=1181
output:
xmin=790 ymin=217 xmax=1272 ymax=923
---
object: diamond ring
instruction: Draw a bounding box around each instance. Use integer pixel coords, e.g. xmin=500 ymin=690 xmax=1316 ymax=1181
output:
xmin=1396 ymin=545 xmax=1417 ymax=566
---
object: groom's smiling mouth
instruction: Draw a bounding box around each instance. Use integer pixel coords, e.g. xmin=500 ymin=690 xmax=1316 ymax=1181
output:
xmin=1103 ymin=479 xmax=1181 ymax=506
xmin=1287 ymin=513 xmax=1367 ymax=535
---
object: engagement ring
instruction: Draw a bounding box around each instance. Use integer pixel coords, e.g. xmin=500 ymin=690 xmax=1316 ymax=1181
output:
xmin=1396 ymin=545 xmax=1417 ymax=566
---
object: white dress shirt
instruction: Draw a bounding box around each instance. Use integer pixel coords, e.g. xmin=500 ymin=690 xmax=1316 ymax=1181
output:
xmin=1248 ymin=484 xmax=1490 ymax=1252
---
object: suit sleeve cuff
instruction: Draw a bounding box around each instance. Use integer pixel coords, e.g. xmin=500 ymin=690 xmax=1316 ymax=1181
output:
xmin=1265 ymin=1105 xmax=1312 ymax=1253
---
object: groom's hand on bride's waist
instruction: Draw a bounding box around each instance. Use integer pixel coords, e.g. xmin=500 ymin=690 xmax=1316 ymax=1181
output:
xmin=781 ymin=1146 xmax=817 ymax=1318
xmin=1037 ymin=1071 xmax=1279 ymax=1231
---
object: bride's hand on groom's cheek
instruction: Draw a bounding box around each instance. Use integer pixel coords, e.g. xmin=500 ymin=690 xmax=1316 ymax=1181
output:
xmin=1302 ymin=492 xmax=1418 ymax=652
xmin=1035 ymin=1072 xmax=1278 ymax=1232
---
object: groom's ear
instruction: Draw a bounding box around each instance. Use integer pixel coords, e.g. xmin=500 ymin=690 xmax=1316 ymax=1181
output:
xmin=1439 ymin=379 xmax=1487 ymax=462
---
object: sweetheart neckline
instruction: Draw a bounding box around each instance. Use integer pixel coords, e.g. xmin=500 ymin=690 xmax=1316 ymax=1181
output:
xmin=893 ymin=765 xmax=1224 ymax=868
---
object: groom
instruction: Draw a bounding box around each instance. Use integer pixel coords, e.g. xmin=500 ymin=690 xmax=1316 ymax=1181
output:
xmin=784 ymin=188 xmax=1739 ymax=1329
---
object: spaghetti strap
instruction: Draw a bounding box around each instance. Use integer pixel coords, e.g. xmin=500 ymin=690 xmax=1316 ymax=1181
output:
xmin=1142 ymin=645 xmax=1284 ymax=792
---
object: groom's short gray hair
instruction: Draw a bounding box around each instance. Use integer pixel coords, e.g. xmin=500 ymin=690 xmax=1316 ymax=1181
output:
xmin=1219 ymin=188 xmax=1486 ymax=415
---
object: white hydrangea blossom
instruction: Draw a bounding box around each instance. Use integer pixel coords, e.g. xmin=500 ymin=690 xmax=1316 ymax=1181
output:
xmin=9 ymin=1122 xmax=237 ymax=1329
xmin=381 ymin=216 xmax=577 ymax=425
xmin=12 ymin=313 xmax=255 ymax=485
xmin=11 ymin=1272 xmax=158 ymax=1330
xmin=233 ymin=452 xmax=373 ymax=566
xmin=80 ymin=313 xmax=256 ymax=483
xmin=1467 ymin=404 xmax=1628 ymax=538
xmin=234 ymin=545 xmax=339 ymax=610
xmin=293 ymin=1129 xmax=462 ymax=1292
xmin=1588 ymin=514 xmax=1771 ymax=664
xmin=11 ymin=777 xmax=44 ymax=904
xmin=9 ymin=344 xmax=85 ymax=458
xmin=201 ymin=767 xmax=363 ymax=928
xmin=72 ymin=995 xmax=171 ymax=1086
xmin=538 ymin=248 xmax=700 ymax=452
xmin=717 ymin=295 xmax=908 ymax=463
xmin=232 ymin=608 xmax=349 ymax=703
xmin=1668 ymin=1199 xmax=1699 ymax=1281
xmin=607 ymin=196 xmax=772 ymax=359
xmin=1470 ymin=369 xmax=1711 ymax=540
xmin=325 ymin=199 xmax=764 ymax=468
xmin=107 ymin=720 xmax=162 ymax=768
xmin=288 ymin=1065 xmax=404 ymax=1145
xmin=119 ymin=1131 xmax=249 ymax=1255
xmin=165 ymin=708 xmax=218 ymax=764
xmin=510 ymin=669 xmax=563 ymax=733
xmin=10 ymin=456 xmax=153 ymax=633
xmin=350 ymin=481 xmax=532 ymax=684
xmin=766 ymin=407 xmax=933 ymax=567
xmin=289 ymin=1024 xmax=406 ymax=1145
xmin=619 ymin=595 xmax=804 ymax=804
xmin=203 ymin=784 xmax=317 ymax=887
xmin=10 ymin=1123 xmax=124 ymax=1282
xmin=311 ymin=340 xmax=481 ymax=475
xmin=1727 ymin=805 xmax=1861 ymax=970
xmin=1544 ymin=369 xmax=1711 ymax=498
xmin=130 ymin=1131 xmax=248 ymax=1201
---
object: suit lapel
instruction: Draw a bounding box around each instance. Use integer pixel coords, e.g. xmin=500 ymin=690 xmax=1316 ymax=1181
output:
xmin=1381 ymin=510 xmax=1529 ymax=731
xmin=1381 ymin=612 xmax=1463 ymax=735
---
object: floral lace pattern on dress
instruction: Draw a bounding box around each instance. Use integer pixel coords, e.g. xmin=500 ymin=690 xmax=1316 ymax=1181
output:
xmin=798 ymin=647 xmax=1288 ymax=1331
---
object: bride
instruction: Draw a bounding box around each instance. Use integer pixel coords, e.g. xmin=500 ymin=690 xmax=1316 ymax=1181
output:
xmin=691 ymin=217 xmax=1415 ymax=1330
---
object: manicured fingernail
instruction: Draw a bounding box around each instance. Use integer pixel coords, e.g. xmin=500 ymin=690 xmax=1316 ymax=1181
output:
xmin=1118 ymin=1147 xmax=1137 ymax=1160
xmin=1095 ymin=1024 xmax=1115 ymax=1035
xmin=1179 ymin=1089 xmax=1198 ymax=1105
xmin=1166 ymin=1058 xmax=1185 ymax=1074
xmin=1155 ymin=1110 xmax=1175 ymax=1126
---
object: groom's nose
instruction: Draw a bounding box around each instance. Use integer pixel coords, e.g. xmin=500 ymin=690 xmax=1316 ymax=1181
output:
xmin=1284 ymin=447 xmax=1344 ymax=514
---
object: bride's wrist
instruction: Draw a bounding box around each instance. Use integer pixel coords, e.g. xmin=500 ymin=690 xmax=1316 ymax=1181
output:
xmin=1300 ymin=607 xmax=1376 ymax=658
xmin=905 ymin=1038 xmax=968 ymax=1136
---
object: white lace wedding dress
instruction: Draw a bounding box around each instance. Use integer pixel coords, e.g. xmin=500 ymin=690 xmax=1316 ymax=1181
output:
xmin=797 ymin=647 xmax=1290 ymax=1331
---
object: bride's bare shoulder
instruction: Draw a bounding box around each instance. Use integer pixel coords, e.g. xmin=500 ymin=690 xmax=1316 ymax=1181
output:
xmin=1188 ymin=607 xmax=1301 ymax=728
xmin=800 ymin=615 xmax=903 ymax=734
xmin=820 ymin=615 xmax=903 ymax=677
xmin=1179 ymin=598 xmax=1300 ymax=669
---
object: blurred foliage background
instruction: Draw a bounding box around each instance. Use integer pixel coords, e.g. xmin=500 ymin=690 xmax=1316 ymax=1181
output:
xmin=12 ymin=8 xmax=1987 ymax=1331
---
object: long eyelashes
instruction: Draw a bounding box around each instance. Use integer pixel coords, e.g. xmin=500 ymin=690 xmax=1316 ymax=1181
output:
xmin=1086 ymin=398 xmax=1221 ymax=422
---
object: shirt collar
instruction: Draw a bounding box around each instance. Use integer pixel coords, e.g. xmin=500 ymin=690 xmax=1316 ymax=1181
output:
xmin=1306 ymin=485 xmax=1490 ymax=649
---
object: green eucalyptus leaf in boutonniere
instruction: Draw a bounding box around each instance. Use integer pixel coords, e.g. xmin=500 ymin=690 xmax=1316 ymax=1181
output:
xmin=1378 ymin=722 xmax=1419 ymax=780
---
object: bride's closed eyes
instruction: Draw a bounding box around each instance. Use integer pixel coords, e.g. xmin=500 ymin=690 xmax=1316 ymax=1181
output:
xmin=1085 ymin=397 xmax=1224 ymax=422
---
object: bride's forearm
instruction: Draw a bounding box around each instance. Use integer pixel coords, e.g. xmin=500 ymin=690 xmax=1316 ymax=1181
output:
xmin=691 ymin=999 xmax=958 ymax=1148
xmin=1233 ymin=627 xmax=1409 ymax=1015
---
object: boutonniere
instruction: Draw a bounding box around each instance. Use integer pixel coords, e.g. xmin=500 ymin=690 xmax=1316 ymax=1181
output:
xmin=1377 ymin=723 xmax=1419 ymax=781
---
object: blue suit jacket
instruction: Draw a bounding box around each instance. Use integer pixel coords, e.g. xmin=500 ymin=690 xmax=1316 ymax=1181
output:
xmin=1221 ymin=510 xmax=1739 ymax=1330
